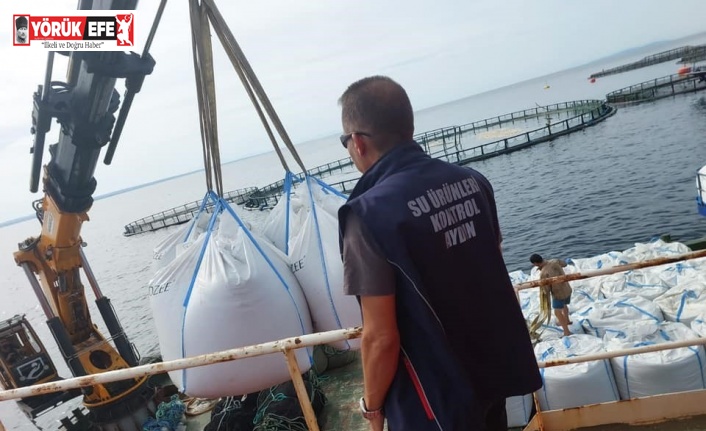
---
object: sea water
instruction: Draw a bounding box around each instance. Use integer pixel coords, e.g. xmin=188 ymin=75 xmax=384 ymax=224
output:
xmin=1 ymin=36 xmax=706 ymax=430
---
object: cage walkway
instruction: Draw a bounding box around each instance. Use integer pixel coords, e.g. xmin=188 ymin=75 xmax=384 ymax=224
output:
xmin=123 ymin=100 xmax=614 ymax=236
xmin=606 ymin=73 xmax=706 ymax=104
xmin=589 ymin=45 xmax=706 ymax=79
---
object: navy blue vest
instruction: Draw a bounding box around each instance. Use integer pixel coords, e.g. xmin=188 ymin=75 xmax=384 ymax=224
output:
xmin=339 ymin=143 xmax=542 ymax=431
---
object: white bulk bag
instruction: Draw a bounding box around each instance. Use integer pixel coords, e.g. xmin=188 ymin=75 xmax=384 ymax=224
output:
xmin=690 ymin=257 xmax=706 ymax=271
xmin=617 ymin=239 xmax=691 ymax=264
xmin=535 ymin=335 xmax=619 ymax=410
xmin=263 ymin=173 xmax=361 ymax=350
xmin=653 ymin=277 xmax=706 ymax=325
xmin=518 ymin=288 xmax=540 ymax=322
xmin=605 ymin=321 xmax=706 ymax=399
xmin=578 ymin=296 xmax=663 ymax=337
xmin=538 ymin=320 xmax=585 ymax=341
xmin=527 ymin=260 xmax=578 ymax=281
xmin=567 ymin=252 xmax=622 ymax=272
xmin=569 ymin=286 xmax=602 ymax=315
xmin=149 ymin=198 xmax=313 ymax=398
xmin=655 ymin=262 xmax=702 ymax=288
xmin=691 ymin=312 xmax=706 ymax=337
xmin=508 ymin=270 xmax=529 ymax=286
xmin=600 ymin=270 xmax=669 ymax=300
xmin=506 ymin=394 xmax=533 ymax=428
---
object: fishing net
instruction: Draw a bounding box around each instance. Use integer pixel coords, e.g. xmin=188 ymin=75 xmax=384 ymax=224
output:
xmin=203 ymin=393 xmax=259 ymax=431
xmin=252 ymin=371 xmax=327 ymax=431
xmin=142 ymin=394 xmax=186 ymax=431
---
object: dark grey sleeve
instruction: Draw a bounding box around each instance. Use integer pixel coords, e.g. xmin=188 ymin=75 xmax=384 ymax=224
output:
xmin=342 ymin=212 xmax=396 ymax=296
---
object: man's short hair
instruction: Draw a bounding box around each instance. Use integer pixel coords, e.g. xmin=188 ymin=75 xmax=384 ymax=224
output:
xmin=529 ymin=254 xmax=543 ymax=264
xmin=338 ymin=76 xmax=414 ymax=141
xmin=16 ymin=16 xmax=28 ymax=29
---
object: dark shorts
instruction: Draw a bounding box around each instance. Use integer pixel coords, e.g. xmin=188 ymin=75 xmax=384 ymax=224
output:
xmin=552 ymin=296 xmax=571 ymax=309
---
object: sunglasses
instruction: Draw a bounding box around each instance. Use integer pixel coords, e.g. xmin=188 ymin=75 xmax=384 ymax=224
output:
xmin=340 ymin=132 xmax=372 ymax=148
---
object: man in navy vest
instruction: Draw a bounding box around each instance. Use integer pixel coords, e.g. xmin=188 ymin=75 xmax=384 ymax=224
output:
xmin=338 ymin=76 xmax=542 ymax=431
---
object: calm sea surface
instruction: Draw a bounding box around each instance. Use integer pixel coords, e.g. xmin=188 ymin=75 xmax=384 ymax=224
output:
xmin=2 ymin=35 xmax=706 ymax=429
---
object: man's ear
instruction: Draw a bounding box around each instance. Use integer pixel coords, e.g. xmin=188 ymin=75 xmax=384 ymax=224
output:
xmin=351 ymin=133 xmax=367 ymax=157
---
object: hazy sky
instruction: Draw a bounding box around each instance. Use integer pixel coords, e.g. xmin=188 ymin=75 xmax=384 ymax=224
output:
xmin=1 ymin=0 xmax=705 ymax=222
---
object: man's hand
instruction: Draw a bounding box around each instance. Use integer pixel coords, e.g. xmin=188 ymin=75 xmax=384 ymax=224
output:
xmin=368 ymin=415 xmax=385 ymax=431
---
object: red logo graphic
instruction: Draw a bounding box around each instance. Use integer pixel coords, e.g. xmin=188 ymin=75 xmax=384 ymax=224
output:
xmin=115 ymin=13 xmax=134 ymax=46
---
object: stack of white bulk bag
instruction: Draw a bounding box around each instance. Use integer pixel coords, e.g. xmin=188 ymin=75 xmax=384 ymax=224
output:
xmin=528 ymin=260 xmax=578 ymax=281
xmin=534 ymin=335 xmax=619 ymax=410
xmin=518 ymin=288 xmax=540 ymax=322
xmin=508 ymin=270 xmax=529 ymax=286
xmin=578 ymin=296 xmax=664 ymax=337
xmin=567 ymin=251 xmax=622 ymax=272
xmin=506 ymin=394 xmax=533 ymax=428
xmin=600 ymin=270 xmax=669 ymax=300
xmin=653 ymin=278 xmax=706 ymax=325
xmin=617 ymin=239 xmax=690 ymax=264
xmin=263 ymin=173 xmax=361 ymax=350
xmin=605 ymin=321 xmax=706 ymax=399
xmin=149 ymin=197 xmax=313 ymax=398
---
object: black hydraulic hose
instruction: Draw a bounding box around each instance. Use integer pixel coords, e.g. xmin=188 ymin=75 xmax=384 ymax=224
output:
xmin=104 ymin=0 xmax=168 ymax=165
xmin=29 ymin=52 xmax=56 ymax=193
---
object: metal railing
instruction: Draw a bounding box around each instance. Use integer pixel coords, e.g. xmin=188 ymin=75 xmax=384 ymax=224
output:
xmin=2 ymin=250 xmax=706 ymax=431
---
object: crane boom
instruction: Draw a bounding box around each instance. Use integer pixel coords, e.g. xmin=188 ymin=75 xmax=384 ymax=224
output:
xmin=11 ymin=0 xmax=159 ymax=428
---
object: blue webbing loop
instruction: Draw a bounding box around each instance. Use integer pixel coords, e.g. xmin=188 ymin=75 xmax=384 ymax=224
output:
xmin=183 ymin=190 xmax=220 ymax=243
xmin=183 ymin=200 xmax=222 ymax=308
xmin=579 ymin=318 xmax=599 ymax=337
xmin=604 ymin=328 xmax=626 ymax=339
xmin=625 ymin=281 xmax=664 ymax=289
xmin=676 ymin=290 xmax=698 ymax=322
xmin=599 ymin=354 xmax=620 ymax=400
xmin=633 ymin=341 xmax=656 ymax=347
xmin=540 ymin=368 xmax=550 ymax=409
xmin=284 ymin=171 xmax=294 ymax=255
xmin=310 ymin=176 xmax=348 ymax=199
xmin=578 ymin=306 xmax=594 ymax=316
xmin=622 ymin=354 xmax=631 ymax=399
xmin=576 ymin=290 xmax=594 ymax=301
xmin=687 ymin=345 xmax=706 ymax=389
xmin=539 ymin=346 xmax=555 ymax=362
xmin=614 ymin=299 xmax=661 ymax=322
xmin=305 ymin=176 xmax=347 ymax=348
xmin=621 ymin=339 xmax=656 ymax=400
xmin=181 ymin=198 xmax=223 ymax=390
xmin=562 ymin=337 xmax=572 ymax=349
